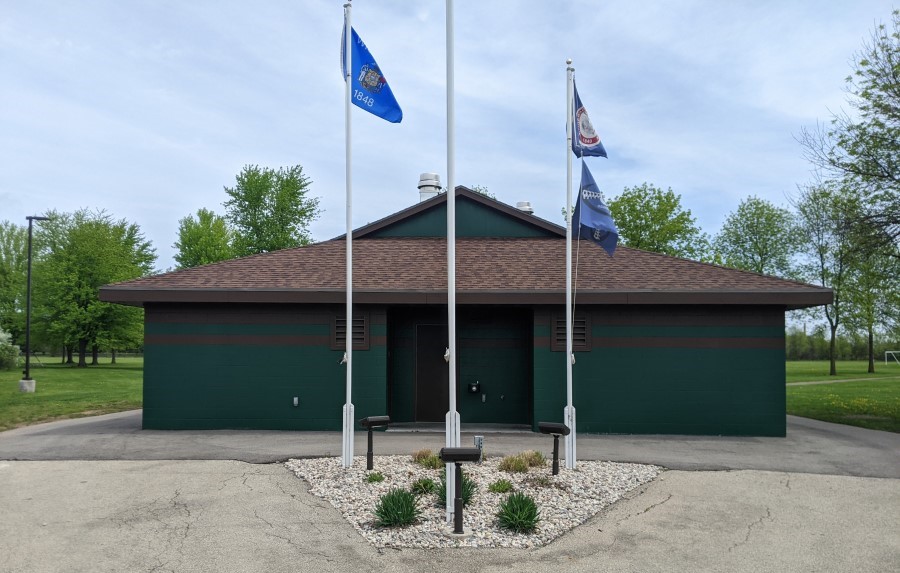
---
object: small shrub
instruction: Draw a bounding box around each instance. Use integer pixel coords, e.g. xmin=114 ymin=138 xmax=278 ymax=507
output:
xmin=0 ymin=328 xmax=19 ymax=371
xmin=498 ymin=454 xmax=529 ymax=473
xmin=374 ymin=488 xmax=421 ymax=527
xmin=419 ymin=454 xmax=444 ymax=470
xmin=437 ymin=469 xmax=477 ymax=506
xmin=497 ymin=492 xmax=540 ymax=533
xmin=488 ymin=478 xmax=514 ymax=493
xmin=410 ymin=477 xmax=436 ymax=495
xmin=411 ymin=448 xmax=433 ymax=463
xmin=520 ymin=450 xmax=546 ymax=468
xmin=524 ymin=474 xmax=551 ymax=488
xmin=366 ymin=471 xmax=385 ymax=483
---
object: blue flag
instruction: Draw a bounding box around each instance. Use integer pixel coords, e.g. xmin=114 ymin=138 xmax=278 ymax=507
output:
xmin=341 ymin=23 xmax=403 ymax=123
xmin=572 ymin=82 xmax=607 ymax=158
xmin=573 ymin=162 xmax=618 ymax=256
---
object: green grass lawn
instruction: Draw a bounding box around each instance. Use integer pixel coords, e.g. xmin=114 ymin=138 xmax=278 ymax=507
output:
xmin=786 ymin=360 xmax=899 ymax=432
xmin=786 ymin=378 xmax=900 ymax=433
xmin=785 ymin=360 xmax=900 ymax=383
xmin=0 ymin=357 xmax=143 ymax=431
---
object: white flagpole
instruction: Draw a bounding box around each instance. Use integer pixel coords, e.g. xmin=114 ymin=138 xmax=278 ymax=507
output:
xmin=444 ymin=0 xmax=461 ymax=525
xmin=341 ymin=1 xmax=355 ymax=469
xmin=564 ymin=59 xmax=577 ymax=470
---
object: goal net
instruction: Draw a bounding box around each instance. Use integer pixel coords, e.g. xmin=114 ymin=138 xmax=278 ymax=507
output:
xmin=886 ymin=351 xmax=900 ymax=365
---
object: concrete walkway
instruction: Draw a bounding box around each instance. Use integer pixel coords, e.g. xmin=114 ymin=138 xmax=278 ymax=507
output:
xmin=787 ymin=375 xmax=900 ymax=385
xmin=1 ymin=413 xmax=898 ymax=572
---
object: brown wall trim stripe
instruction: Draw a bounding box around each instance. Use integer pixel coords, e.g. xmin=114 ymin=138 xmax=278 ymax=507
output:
xmin=590 ymin=313 xmax=783 ymax=328
xmin=144 ymin=334 xmax=331 ymax=347
xmin=535 ymin=336 xmax=783 ymax=350
xmin=147 ymin=312 xmax=336 ymax=325
xmin=146 ymin=304 xmax=387 ymax=325
xmin=145 ymin=334 xmax=388 ymax=347
xmin=592 ymin=337 xmax=784 ymax=350
xmin=145 ymin=334 xmax=330 ymax=346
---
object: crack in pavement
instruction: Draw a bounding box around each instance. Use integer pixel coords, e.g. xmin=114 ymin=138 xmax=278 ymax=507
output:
xmin=611 ymin=490 xmax=673 ymax=527
xmin=637 ymin=493 xmax=673 ymax=516
xmin=728 ymin=506 xmax=773 ymax=553
xmin=253 ymin=509 xmax=337 ymax=563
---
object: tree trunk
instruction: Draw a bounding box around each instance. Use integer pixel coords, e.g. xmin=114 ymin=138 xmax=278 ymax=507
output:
xmin=829 ymin=324 xmax=837 ymax=376
xmin=111 ymin=348 xmax=117 ymax=364
xmin=77 ymin=339 xmax=88 ymax=368
xmin=868 ymin=327 xmax=875 ymax=373
xmin=66 ymin=345 xmax=74 ymax=364
xmin=91 ymin=345 xmax=99 ymax=365
xmin=61 ymin=346 xmax=66 ymax=364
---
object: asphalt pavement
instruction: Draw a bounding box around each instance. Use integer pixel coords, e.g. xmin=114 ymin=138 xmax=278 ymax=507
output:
xmin=1 ymin=410 xmax=897 ymax=478
xmin=1 ymin=411 xmax=898 ymax=572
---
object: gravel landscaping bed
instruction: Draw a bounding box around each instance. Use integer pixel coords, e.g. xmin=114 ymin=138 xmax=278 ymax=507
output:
xmin=285 ymin=454 xmax=662 ymax=548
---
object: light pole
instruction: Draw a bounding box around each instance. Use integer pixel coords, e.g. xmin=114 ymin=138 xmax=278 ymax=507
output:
xmin=19 ymin=215 xmax=50 ymax=393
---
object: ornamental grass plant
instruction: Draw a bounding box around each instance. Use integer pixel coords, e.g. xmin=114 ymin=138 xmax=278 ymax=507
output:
xmin=374 ymin=488 xmax=421 ymax=527
xmin=497 ymin=492 xmax=540 ymax=533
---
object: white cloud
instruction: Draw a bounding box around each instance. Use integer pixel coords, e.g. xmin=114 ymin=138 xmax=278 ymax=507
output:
xmin=1 ymin=0 xmax=894 ymax=268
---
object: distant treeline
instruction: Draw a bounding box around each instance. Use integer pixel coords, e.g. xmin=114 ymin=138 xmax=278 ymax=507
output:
xmin=786 ymin=326 xmax=899 ymax=362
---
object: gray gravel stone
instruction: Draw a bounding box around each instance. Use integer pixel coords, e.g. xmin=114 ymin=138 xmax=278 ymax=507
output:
xmin=285 ymin=454 xmax=661 ymax=548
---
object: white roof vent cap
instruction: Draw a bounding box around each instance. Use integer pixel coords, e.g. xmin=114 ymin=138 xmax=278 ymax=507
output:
xmin=418 ymin=172 xmax=442 ymax=202
xmin=516 ymin=201 xmax=534 ymax=214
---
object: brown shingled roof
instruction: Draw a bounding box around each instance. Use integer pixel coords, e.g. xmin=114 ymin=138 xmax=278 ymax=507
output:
xmin=100 ymin=236 xmax=832 ymax=309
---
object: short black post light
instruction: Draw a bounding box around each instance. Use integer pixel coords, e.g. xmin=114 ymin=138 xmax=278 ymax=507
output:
xmin=359 ymin=415 xmax=390 ymax=470
xmin=20 ymin=215 xmax=50 ymax=393
xmin=538 ymin=422 xmax=571 ymax=476
xmin=439 ymin=447 xmax=482 ymax=535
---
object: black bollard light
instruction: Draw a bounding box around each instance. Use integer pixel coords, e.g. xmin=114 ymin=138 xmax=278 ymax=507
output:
xmin=538 ymin=422 xmax=571 ymax=475
xmin=439 ymin=447 xmax=482 ymax=534
xmin=359 ymin=415 xmax=390 ymax=470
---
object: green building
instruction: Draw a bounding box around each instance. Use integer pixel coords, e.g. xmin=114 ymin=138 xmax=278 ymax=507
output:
xmin=101 ymin=187 xmax=831 ymax=436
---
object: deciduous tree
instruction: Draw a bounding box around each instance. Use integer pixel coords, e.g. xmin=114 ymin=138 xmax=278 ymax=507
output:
xmin=793 ymin=181 xmax=860 ymax=375
xmin=224 ymin=165 xmax=321 ymax=257
xmin=173 ymin=208 xmax=233 ymax=269
xmin=34 ymin=210 xmax=156 ymax=366
xmin=844 ymin=232 xmax=900 ymax=372
xmin=608 ymin=183 xmax=710 ymax=260
xmin=799 ymin=10 xmax=900 ymax=256
xmin=713 ymin=196 xmax=799 ymax=277
xmin=0 ymin=221 xmax=27 ymax=344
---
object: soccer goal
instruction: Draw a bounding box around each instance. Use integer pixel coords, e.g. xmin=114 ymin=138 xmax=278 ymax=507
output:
xmin=886 ymin=351 xmax=900 ymax=365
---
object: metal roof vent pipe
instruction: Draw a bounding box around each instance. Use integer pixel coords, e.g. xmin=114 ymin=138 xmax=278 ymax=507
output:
xmin=418 ymin=173 xmax=442 ymax=202
xmin=516 ymin=201 xmax=534 ymax=214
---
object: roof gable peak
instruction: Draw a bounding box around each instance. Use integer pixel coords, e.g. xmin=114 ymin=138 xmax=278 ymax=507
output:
xmin=343 ymin=186 xmax=565 ymax=240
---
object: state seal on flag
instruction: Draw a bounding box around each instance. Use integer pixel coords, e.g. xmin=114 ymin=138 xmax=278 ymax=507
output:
xmin=576 ymin=106 xmax=600 ymax=146
xmin=358 ymin=63 xmax=386 ymax=94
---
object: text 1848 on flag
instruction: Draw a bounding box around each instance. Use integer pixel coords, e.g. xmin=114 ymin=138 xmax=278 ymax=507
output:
xmin=341 ymin=24 xmax=403 ymax=123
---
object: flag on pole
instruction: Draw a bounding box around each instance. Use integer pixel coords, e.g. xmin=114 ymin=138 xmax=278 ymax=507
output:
xmin=573 ymin=162 xmax=618 ymax=256
xmin=571 ymin=82 xmax=606 ymax=158
xmin=341 ymin=24 xmax=403 ymax=123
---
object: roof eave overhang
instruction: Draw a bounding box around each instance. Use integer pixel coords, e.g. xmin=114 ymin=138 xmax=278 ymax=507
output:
xmin=100 ymin=287 xmax=833 ymax=309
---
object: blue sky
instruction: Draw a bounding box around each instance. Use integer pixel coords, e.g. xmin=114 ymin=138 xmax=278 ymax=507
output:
xmin=1 ymin=0 xmax=895 ymax=270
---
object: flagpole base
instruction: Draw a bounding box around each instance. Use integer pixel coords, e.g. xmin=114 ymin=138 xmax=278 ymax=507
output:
xmin=342 ymin=403 xmax=355 ymax=468
xmin=564 ymin=406 xmax=576 ymax=469
xmin=445 ymin=410 xmax=460 ymax=523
